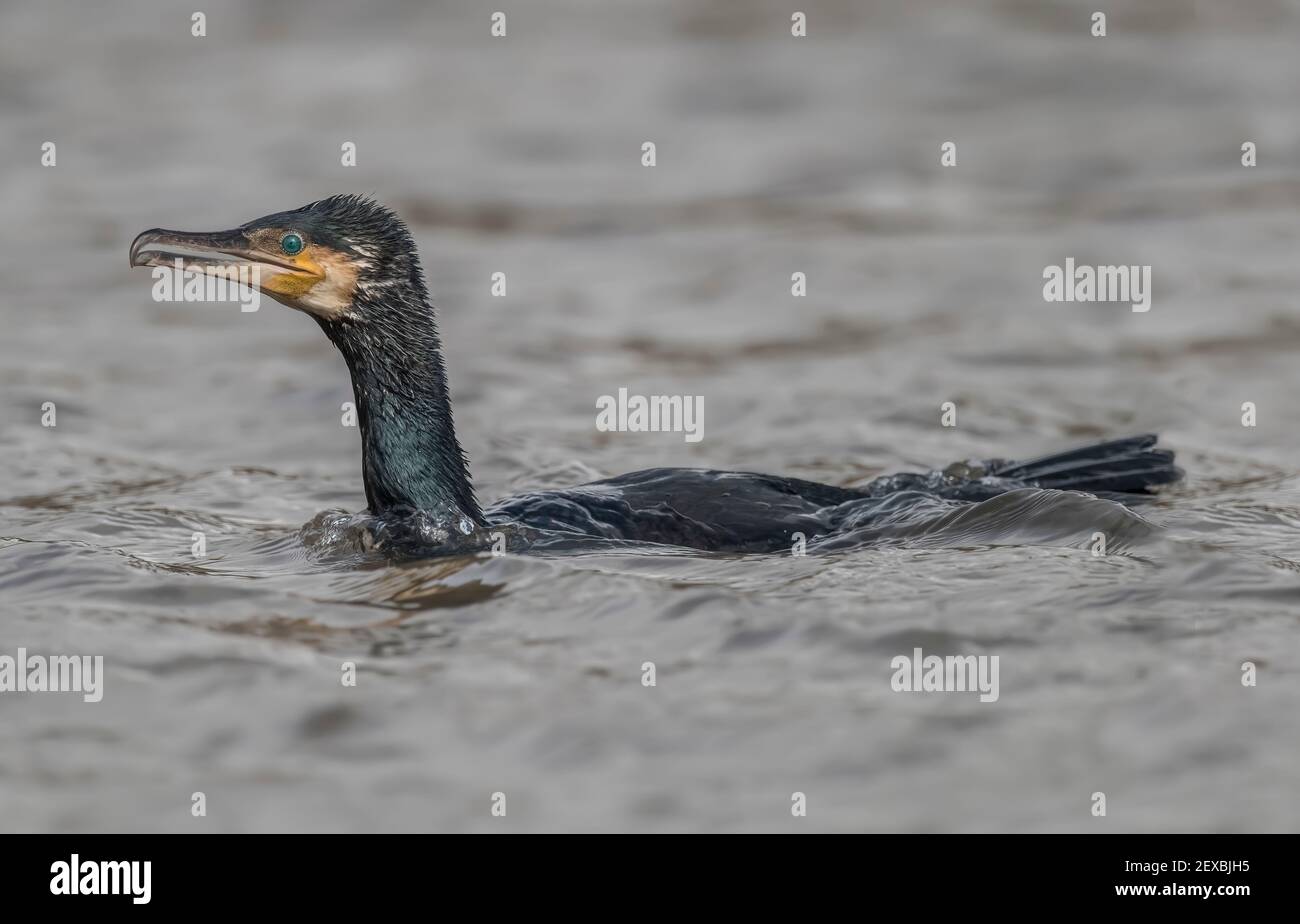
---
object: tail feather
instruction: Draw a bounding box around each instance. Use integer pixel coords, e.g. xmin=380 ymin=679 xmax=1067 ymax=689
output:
xmin=989 ymin=434 xmax=1182 ymax=495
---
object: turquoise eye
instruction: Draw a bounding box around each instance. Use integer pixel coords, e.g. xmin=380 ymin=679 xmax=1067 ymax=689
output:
xmin=280 ymin=233 xmax=304 ymax=255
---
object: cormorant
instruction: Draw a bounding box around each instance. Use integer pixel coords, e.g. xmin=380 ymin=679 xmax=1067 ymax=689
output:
xmin=129 ymin=195 xmax=1182 ymax=555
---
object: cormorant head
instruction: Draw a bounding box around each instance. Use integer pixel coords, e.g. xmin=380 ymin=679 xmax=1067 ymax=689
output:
xmin=129 ymin=194 xmax=420 ymax=321
xmin=130 ymin=196 xmax=483 ymax=524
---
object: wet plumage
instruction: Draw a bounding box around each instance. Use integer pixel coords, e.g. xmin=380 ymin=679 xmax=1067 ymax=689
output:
xmin=130 ymin=195 xmax=1182 ymax=555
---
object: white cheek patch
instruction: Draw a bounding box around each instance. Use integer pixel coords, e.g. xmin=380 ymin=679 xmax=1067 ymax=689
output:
xmin=299 ymin=277 xmax=356 ymax=318
xmin=296 ymin=255 xmax=360 ymax=320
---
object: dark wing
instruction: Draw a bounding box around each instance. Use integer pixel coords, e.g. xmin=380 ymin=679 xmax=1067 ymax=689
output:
xmin=487 ymin=468 xmax=862 ymax=552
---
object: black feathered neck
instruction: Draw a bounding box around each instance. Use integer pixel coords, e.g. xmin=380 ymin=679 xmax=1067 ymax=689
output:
xmin=306 ymin=197 xmax=482 ymax=526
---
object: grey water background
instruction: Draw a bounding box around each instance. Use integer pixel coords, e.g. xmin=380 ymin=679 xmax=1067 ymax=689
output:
xmin=2 ymin=0 xmax=1300 ymax=832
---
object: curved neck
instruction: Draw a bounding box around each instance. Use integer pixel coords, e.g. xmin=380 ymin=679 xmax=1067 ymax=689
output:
xmin=319 ymin=302 xmax=482 ymax=525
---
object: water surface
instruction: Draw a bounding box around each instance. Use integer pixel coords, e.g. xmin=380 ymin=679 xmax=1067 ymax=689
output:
xmin=2 ymin=0 xmax=1299 ymax=831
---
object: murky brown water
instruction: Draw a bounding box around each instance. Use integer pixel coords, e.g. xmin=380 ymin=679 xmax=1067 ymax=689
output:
xmin=3 ymin=0 xmax=1300 ymax=831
